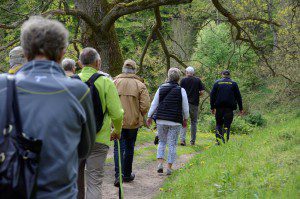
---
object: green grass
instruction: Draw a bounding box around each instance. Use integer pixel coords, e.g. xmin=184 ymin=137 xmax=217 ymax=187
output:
xmin=156 ymin=113 xmax=300 ymax=199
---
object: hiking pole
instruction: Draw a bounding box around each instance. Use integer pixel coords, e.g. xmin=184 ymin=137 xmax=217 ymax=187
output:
xmin=117 ymin=139 xmax=124 ymax=199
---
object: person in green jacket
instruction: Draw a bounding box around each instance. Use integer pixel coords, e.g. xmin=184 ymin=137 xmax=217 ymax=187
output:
xmin=77 ymin=47 xmax=124 ymax=199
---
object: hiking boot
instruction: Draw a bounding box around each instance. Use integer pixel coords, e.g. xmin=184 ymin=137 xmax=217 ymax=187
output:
xmin=123 ymin=173 xmax=135 ymax=182
xmin=190 ymin=141 xmax=195 ymax=146
xmin=114 ymin=178 xmax=120 ymax=187
xmin=180 ymin=141 xmax=186 ymax=146
xmin=166 ymin=168 xmax=173 ymax=175
xmin=157 ymin=163 xmax=163 ymax=173
xmin=154 ymin=136 xmax=159 ymax=145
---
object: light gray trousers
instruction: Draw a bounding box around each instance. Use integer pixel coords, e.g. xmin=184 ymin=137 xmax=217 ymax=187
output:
xmin=85 ymin=143 xmax=109 ymax=199
xmin=157 ymin=124 xmax=181 ymax=164
xmin=180 ymin=103 xmax=199 ymax=143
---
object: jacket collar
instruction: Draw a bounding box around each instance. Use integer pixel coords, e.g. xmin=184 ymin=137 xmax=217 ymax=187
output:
xmin=81 ymin=66 xmax=98 ymax=74
xmin=115 ymin=73 xmax=144 ymax=82
xmin=17 ymin=60 xmax=65 ymax=77
xmin=166 ymin=81 xmax=179 ymax=85
xmin=222 ymin=77 xmax=231 ymax=81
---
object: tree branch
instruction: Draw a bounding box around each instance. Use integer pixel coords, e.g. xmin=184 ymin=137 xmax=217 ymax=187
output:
xmin=43 ymin=9 xmax=98 ymax=31
xmin=139 ymin=25 xmax=157 ymax=70
xmin=237 ymin=17 xmax=281 ymax=26
xmin=100 ymin=0 xmax=192 ymax=31
xmin=0 ymin=39 xmax=20 ymax=52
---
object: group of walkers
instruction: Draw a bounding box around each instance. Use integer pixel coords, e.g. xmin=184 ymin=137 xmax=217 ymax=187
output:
xmin=0 ymin=16 xmax=243 ymax=199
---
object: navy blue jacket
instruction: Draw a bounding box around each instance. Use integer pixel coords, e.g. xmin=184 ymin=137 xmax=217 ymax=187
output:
xmin=210 ymin=77 xmax=243 ymax=110
xmin=156 ymin=82 xmax=183 ymax=123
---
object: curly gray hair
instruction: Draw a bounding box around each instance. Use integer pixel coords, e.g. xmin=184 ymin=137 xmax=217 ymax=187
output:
xmin=167 ymin=67 xmax=182 ymax=82
xmin=62 ymin=58 xmax=76 ymax=71
xmin=21 ymin=16 xmax=69 ymax=61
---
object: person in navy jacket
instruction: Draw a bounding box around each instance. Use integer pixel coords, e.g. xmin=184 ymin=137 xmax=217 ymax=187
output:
xmin=210 ymin=70 xmax=244 ymax=144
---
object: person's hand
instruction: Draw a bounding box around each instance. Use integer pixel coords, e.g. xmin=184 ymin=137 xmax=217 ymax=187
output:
xmin=183 ymin=119 xmax=187 ymax=128
xmin=146 ymin=118 xmax=153 ymax=128
xmin=110 ymin=131 xmax=120 ymax=141
xmin=238 ymin=110 xmax=245 ymax=116
xmin=199 ymin=90 xmax=205 ymax=96
xmin=211 ymin=109 xmax=216 ymax=115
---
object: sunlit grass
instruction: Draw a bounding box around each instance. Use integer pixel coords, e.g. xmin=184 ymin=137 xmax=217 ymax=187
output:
xmin=156 ymin=113 xmax=300 ymax=198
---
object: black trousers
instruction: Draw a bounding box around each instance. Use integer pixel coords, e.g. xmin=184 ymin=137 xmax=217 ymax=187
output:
xmin=215 ymin=108 xmax=233 ymax=143
xmin=114 ymin=128 xmax=138 ymax=179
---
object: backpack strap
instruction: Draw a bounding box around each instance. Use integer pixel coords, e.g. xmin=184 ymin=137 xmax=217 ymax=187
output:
xmin=5 ymin=75 xmax=23 ymax=135
xmin=86 ymin=73 xmax=105 ymax=86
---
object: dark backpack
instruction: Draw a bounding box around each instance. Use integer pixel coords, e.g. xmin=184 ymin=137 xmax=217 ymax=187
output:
xmin=71 ymin=73 xmax=105 ymax=132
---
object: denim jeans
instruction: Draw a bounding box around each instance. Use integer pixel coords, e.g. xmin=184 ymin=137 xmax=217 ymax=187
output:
xmin=180 ymin=103 xmax=199 ymax=143
xmin=157 ymin=124 xmax=181 ymax=164
xmin=114 ymin=128 xmax=138 ymax=179
xmin=77 ymin=143 xmax=109 ymax=199
xmin=215 ymin=108 xmax=234 ymax=143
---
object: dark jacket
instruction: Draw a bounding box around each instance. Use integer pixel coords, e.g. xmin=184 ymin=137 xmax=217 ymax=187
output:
xmin=0 ymin=60 xmax=96 ymax=199
xmin=210 ymin=77 xmax=243 ymax=110
xmin=156 ymin=82 xmax=183 ymax=123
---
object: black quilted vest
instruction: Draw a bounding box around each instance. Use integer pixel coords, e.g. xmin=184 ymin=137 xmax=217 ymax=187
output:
xmin=156 ymin=82 xmax=183 ymax=123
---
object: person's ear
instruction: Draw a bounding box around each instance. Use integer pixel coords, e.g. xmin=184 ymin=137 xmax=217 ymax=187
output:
xmin=57 ymin=48 xmax=66 ymax=64
xmin=97 ymin=59 xmax=101 ymax=70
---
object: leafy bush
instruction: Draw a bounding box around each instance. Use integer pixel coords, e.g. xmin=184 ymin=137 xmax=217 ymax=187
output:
xmin=230 ymin=117 xmax=255 ymax=134
xmin=244 ymin=112 xmax=266 ymax=126
xmin=206 ymin=115 xmax=254 ymax=135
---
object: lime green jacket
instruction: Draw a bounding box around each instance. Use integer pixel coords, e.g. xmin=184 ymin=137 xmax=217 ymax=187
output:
xmin=79 ymin=67 xmax=124 ymax=145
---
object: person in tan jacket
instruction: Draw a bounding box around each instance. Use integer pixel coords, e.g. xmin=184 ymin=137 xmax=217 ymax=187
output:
xmin=113 ymin=59 xmax=150 ymax=186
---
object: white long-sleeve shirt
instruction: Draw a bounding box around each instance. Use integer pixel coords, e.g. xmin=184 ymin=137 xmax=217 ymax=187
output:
xmin=148 ymin=87 xmax=189 ymax=126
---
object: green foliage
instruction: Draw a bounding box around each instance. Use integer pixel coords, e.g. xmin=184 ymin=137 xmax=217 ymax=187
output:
xmin=157 ymin=112 xmax=300 ymax=198
xmin=192 ymin=21 xmax=258 ymax=90
xmin=244 ymin=112 xmax=266 ymax=126
xmin=205 ymin=115 xmax=255 ymax=135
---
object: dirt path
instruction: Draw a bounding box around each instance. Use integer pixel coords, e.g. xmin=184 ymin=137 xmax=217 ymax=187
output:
xmin=102 ymin=146 xmax=196 ymax=199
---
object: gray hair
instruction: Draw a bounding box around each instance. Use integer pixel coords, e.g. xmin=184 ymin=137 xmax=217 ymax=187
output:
xmin=122 ymin=67 xmax=136 ymax=74
xmin=9 ymin=46 xmax=26 ymax=68
xmin=21 ymin=16 xmax=69 ymax=61
xmin=167 ymin=67 xmax=181 ymax=82
xmin=79 ymin=47 xmax=100 ymax=65
xmin=186 ymin=66 xmax=195 ymax=75
xmin=62 ymin=58 xmax=76 ymax=71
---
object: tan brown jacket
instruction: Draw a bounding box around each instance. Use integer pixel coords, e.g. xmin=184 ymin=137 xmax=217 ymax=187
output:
xmin=114 ymin=74 xmax=150 ymax=129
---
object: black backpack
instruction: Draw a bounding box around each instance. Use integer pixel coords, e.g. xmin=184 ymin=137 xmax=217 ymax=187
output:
xmin=71 ymin=73 xmax=105 ymax=132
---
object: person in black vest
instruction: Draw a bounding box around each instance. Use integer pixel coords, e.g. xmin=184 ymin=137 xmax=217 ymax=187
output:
xmin=147 ymin=68 xmax=189 ymax=175
xmin=180 ymin=66 xmax=205 ymax=146
xmin=210 ymin=70 xmax=244 ymax=144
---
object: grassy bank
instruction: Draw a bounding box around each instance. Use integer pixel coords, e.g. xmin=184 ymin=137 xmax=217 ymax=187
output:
xmin=157 ymin=112 xmax=300 ymax=198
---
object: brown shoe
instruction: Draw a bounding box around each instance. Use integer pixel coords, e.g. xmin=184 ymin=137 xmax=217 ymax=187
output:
xmin=180 ymin=141 xmax=186 ymax=146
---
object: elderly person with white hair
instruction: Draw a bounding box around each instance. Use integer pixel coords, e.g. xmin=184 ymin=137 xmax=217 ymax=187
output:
xmin=8 ymin=46 xmax=27 ymax=74
xmin=61 ymin=58 xmax=76 ymax=77
xmin=113 ymin=59 xmax=150 ymax=186
xmin=0 ymin=16 xmax=96 ymax=198
xmin=147 ymin=67 xmax=189 ymax=175
xmin=179 ymin=66 xmax=205 ymax=146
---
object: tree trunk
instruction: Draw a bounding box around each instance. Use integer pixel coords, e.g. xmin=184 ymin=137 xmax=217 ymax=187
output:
xmin=75 ymin=0 xmax=123 ymax=76
xmin=170 ymin=14 xmax=197 ymax=66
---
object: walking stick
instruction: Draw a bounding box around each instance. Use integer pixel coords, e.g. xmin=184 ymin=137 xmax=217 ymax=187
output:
xmin=117 ymin=139 xmax=124 ymax=199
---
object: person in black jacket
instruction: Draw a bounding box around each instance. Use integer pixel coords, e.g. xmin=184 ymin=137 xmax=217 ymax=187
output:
xmin=210 ymin=70 xmax=244 ymax=144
